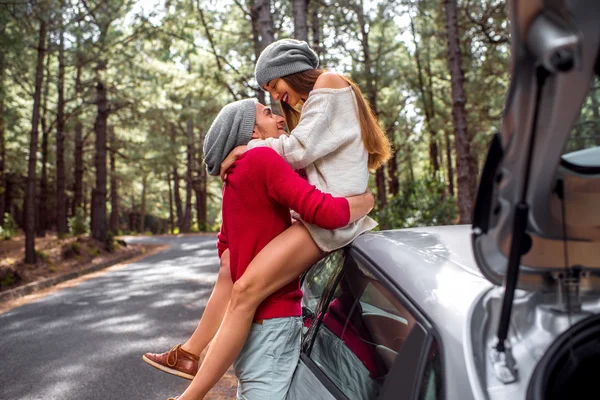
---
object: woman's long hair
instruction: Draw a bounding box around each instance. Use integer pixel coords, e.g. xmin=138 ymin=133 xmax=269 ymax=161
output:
xmin=280 ymin=69 xmax=392 ymax=171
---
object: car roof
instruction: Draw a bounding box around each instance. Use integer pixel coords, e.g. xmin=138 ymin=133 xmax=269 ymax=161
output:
xmin=351 ymin=225 xmax=492 ymax=400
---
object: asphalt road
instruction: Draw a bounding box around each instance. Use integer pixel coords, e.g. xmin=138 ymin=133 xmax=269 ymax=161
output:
xmin=0 ymin=235 xmax=232 ymax=400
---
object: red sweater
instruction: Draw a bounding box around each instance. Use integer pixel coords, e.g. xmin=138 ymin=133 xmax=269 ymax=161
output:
xmin=217 ymin=147 xmax=350 ymax=320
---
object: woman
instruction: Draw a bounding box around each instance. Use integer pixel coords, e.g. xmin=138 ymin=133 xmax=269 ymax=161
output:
xmin=175 ymin=39 xmax=391 ymax=400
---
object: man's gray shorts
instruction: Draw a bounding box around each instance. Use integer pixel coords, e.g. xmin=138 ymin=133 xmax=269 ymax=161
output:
xmin=234 ymin=316 xmax=302 ymax=400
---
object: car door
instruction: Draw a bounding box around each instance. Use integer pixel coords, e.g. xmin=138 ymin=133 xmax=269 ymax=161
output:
xmin=288 ymin=249 xmax=443 ymax=400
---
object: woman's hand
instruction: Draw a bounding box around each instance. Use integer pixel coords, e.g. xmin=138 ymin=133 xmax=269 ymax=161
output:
xmin=220 ymin=145 xmax=248 ymax=181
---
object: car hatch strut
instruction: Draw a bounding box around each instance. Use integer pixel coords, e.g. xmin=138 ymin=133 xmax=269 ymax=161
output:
xmin=490 ymin=9 xmax=580 ymax=384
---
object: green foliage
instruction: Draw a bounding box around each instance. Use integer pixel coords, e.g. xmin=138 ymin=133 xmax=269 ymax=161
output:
xmin=88 ymin=246 xmax=101 ymax=258
xmin=377 ymin=175 xmax=458 ymax=230
xmin=0 ymin=213 xmax=18 ymax=240
xmin=35 ymin=250 xmax=51 ymax=264
xmin=61 ymin=242 xmax=82 ymax=259
xmin=104 ymin=232 xmax=118 ymax=253
xmin=0 ymin=268 xmax=20 ymax=288
xmin=68 ymin=209 xmax=90 ymax=236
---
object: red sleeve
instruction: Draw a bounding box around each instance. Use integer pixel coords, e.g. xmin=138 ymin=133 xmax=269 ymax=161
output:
xmin=247 ymin=148 xmax=350 ymax=229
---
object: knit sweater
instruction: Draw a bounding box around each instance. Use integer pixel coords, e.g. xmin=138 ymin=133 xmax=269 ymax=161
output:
xmin=217 ymin=147 xmax=350 ymax=320
xmin=247 ymin=86 xmax=378 ymax=251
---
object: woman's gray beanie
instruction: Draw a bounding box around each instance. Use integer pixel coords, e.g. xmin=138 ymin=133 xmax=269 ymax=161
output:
xmin=203 ymin=99 xmax=256 ymax=176
xmin=255 ymin=39 xmax=319 ymax=90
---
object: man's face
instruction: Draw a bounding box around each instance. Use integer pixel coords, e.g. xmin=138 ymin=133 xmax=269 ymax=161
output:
xmin=252 ymin=103 xmax=287 ymax=139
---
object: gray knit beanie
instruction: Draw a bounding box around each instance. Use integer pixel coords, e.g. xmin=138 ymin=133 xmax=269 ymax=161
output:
xmin=203 ymin=99 xmax=256 ymax=176
xmin=255 ymin=39 xmax=319 ymax=90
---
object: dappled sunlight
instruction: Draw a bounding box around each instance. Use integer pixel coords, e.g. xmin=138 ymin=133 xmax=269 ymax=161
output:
xmin=0 ymin=236 xmax=225 ymax=399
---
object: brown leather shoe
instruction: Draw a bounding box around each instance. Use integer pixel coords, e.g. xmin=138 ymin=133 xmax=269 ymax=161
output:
xmin=143 ymin=344 xmax=199 ymax=380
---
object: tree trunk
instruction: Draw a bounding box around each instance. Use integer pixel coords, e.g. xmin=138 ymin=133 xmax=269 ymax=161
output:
xmin=195 ymin=129 xmax=207 ymax=231
xmin=444 ymin=128 xmax=455 ymax=196
xmin=173 ymin=167 xmax=183 ymax=229
xmin=255 ymin=0 xmax=275 ymax=48
xmin=0 ymin=29 xmax=6 ymax=224
xmin=180 ymin=118 xmax=194 ymax=233
xmin=56 ymin=17 xmax=67 ymax=235
xmin=255 ymin=0 xmax=278 ymax=112
xmin=249 ymin=1 xmax=266 ymax=104
xmin=409 ymin=13 xmax=440 ymax=174
xmin=387 ymin=149 xmax=399 ymax=197
xmin=37 ymin=47 xmax=51 ymax=237
xmin=292 ymin=0 xmax=309 ymax=42
xmin=310 ymin=1 xmax=322 ymax=60
xmin=129 ymin=192 xmax=136 ymax=232
xmin=25 ymin=18 xmax=47 ymax=264
xmin=356 ymin=1 xmax=386 ymax=209
xmin=91 ymin=67 xmax=109 ymax=241
xmin=375 ymin=168 xmax=386 ymax=213
xmin=444 ymin=0 xmax=475 ymax=224
xmin=405 ymin=129 xmax=415 ymax=185
xmin=170 ymin=125 xmax=183 ymax=228
xmin=167 ymin=173 xmax=174 ymax=234
xmin=73 ymin=40 xmax=84 ymax=214
xmin=109 ymin=127 xmax=119 ymax=233
xmin=139 ymin=175 xmax=146 ymax=233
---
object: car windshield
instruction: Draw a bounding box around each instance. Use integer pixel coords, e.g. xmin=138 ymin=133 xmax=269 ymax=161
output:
xmin=561 ymin=75 xmax=600 ymax=169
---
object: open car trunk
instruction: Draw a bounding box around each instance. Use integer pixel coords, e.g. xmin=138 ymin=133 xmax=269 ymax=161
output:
xmin=470 ymin=0 xmax=600 ymax=397
xmin=472 ymin=0 xmax=600 ymax=292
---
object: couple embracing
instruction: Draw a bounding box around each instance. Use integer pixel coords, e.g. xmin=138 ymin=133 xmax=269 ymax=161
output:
xmin=143 ymin=39 xmax=391 ymax=400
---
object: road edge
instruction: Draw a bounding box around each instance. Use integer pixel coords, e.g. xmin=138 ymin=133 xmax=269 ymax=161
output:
xmin=0 ymin=245 xmax=165 ymax=304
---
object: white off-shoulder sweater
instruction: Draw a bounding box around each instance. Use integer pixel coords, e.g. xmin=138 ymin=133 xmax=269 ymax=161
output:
xmin=247 ymin=86 xmax=378 ymax=252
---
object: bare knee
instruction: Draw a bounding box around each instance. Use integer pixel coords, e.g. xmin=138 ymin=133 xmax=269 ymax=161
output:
xmin=230 ymin=278 xmax=263 ymax=312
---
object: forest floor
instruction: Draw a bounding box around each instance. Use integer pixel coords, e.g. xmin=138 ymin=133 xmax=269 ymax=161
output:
xmin=0 ymin=232 xmax=156 ymax=295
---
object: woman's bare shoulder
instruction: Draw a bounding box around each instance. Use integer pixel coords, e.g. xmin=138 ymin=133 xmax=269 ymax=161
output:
xmin=314 ymin=72 xmax=348 ymax=89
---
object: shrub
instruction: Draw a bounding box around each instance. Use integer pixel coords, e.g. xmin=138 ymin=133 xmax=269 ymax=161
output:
xmin=0 ymin=213 xmax=18 ymax=240
xmin=62 ymin=242 xmax=82 ymax=258
xmin=377 ymin=174 xmax=458 ymax=230
xmin=0 ymin=267 xmax=21 ymax=288
xmin=68 ymin=208 xmax=89 ymax=236
xmin=35 ymin=250 xmax=51 ymax=264
xmin=88 ymin=246 xmax=100 ymax=257
xmin=104 ymin=232 xmax=119 ymax=253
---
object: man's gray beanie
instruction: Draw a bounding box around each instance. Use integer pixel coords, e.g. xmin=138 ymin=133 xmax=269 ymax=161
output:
xmin=203 ymin=99 xmax=256 ymax=176
xmin=255 ymin=39 xmax=319 ymax=90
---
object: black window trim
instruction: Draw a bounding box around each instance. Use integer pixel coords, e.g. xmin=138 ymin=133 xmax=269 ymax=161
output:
xmin=380 ymin=322 xmax=431 ymax=400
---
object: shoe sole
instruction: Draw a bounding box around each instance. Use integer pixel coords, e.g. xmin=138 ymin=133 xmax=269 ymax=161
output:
xmin=142 ymin=355 xmax=195 ymax=380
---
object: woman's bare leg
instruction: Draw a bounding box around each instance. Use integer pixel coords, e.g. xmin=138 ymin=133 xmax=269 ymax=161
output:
xmin=181 ymin=250 xmax=233 ymax=355
xmin=177 ymin=223 xmax=323 ymax=400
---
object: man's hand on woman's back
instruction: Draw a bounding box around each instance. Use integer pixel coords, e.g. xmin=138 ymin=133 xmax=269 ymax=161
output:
xmin=346 ymin=189 xmax=374 ymax=224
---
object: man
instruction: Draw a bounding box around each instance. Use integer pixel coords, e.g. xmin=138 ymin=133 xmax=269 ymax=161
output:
xmin=144 ymin=99 xmax=374 ymax=399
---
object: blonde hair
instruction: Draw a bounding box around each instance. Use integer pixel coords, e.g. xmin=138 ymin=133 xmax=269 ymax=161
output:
xmin=279 ymin=69 xmax=391 ymax=170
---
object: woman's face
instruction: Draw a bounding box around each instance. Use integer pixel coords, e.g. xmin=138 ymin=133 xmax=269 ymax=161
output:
xmin=263 ymin=78 xmax=303 ymax=107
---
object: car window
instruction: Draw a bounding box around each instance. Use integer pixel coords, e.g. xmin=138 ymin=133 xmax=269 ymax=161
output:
xmin=418 ymin=341 xmax=443 ymax=400
xmin=302 ymin=251 xmax=344 ymax=315
xmin=305 ymin=255 xmax=417 ymax=400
